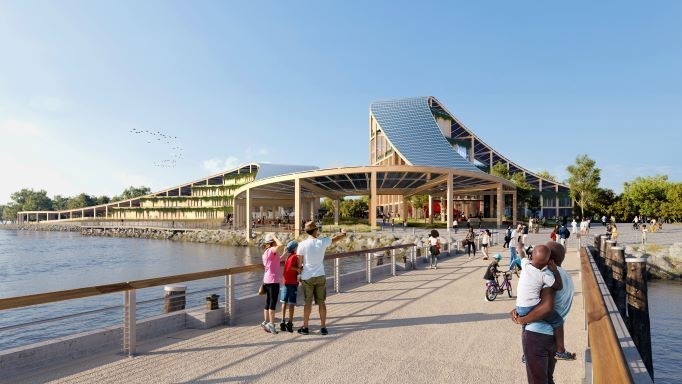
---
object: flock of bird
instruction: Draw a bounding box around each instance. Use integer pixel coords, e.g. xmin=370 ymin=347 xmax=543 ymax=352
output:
xmin=129 ymin=128 xmax=184 ymax=168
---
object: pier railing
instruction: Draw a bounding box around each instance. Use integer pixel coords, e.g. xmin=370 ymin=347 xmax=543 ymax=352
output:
xmin=0 ymin=243 xmax=437 ymax=358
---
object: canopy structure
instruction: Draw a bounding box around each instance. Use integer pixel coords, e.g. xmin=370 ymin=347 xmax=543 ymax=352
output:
xmin=233 ymin=165 xmax=517 ymax=239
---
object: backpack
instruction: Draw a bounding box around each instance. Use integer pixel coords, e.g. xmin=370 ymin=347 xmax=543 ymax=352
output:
xmin=565 ymin=229 xmax=571 ymax=239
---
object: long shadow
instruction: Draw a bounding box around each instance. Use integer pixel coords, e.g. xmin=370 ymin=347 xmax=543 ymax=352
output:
xmin=330 ymin=312 xmax=511 ymax=333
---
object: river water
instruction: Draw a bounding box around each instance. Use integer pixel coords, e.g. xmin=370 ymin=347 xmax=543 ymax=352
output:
xmin=0 ymin=230 xmax=680 ymax=381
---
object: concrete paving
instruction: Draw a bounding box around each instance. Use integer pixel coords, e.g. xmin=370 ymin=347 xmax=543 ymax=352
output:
xmin=10 ymin=240 xmax=587 ymax=384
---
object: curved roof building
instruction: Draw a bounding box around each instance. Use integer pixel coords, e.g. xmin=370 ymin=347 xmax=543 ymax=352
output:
xmin=369 ymin=96 xmax=572 ymax=219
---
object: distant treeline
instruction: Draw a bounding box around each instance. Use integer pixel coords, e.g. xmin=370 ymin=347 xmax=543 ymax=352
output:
xmin=1 ymin=186 xmax=151 ymax=221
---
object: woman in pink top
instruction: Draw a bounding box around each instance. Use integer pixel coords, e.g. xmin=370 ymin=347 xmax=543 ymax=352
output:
xmin=261 ymin=233 xmax=286 ymax=334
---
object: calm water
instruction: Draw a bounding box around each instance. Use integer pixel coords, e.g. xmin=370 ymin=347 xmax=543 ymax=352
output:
xmin=0 ymin=230 xmax=680 ymax=381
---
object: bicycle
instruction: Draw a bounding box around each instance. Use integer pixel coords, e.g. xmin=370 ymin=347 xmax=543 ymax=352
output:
xmin=485 ymin=270 xmax=514 ymax=301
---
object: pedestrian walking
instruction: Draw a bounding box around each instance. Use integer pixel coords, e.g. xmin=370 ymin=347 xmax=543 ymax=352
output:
xmin=428 ymin=229 xmax=440 ymax=269
xmin=480 ymin=229 xmax=491 ymax=260
xmin=465 ymin=227 xmax=476 ymax=260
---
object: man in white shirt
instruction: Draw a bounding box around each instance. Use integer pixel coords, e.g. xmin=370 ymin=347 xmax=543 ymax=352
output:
xmin=297 ymin=221 xmax=347 ymax=335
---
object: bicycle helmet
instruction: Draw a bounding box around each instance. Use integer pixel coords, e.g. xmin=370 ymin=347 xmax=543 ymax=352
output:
xmin=493 ymin=254 xmax=502 ymax=261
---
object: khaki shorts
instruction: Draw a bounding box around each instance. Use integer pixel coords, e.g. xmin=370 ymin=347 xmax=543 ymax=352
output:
xmin=301 ymin=275 xmax=327 ymax=305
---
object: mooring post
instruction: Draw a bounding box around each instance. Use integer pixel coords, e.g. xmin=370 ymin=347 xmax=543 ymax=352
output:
xmin=604 ymin=239 xmax=617 ymax=290
xmin=626 ymin=257 xmax=654 ymax=380
xmin=611 ymin=247 xmax=627 ymax=319
xmin=599 ymin=235 xmax=608 ymax=275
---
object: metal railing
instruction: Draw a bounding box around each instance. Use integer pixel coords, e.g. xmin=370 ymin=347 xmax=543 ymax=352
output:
xmin=0 ymin=244 xmax=422 ymax=357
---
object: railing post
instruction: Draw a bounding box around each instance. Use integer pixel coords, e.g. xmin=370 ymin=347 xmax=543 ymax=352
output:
xmin=626 ymin=257 xmax=654 ymax=379
xmin=412 ymin=245 xmax=417 ymax=270
xmin=123 ymin=289 xmax=136 ymax=357
xmin=225 ymin=274 xmax=234 ymax=325
xmin=366 ymin=253 xmax=372 ymax=283
xmin=391 ymin=249 xmax=396 ymax=276
xmin=334 ymin=257 xmax=340 ymax=293
xmin=611 ymin=246 xmax=627 ymax=319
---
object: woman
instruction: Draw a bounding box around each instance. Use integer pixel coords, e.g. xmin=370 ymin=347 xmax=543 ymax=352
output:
xmin=480 ymin=229 xmax=491 ymax=260
xmin=550 ymin=225 xmax=558 ymax=242
xmin=428 ymin=229 xmax=440 ymax=269
xmin=261 ymin=233 xmax=286 ymax=334
xmin=611 ymin=223 xmax=619 ymax=240
xmin=465 ymin=227 xmax=476 ymax=260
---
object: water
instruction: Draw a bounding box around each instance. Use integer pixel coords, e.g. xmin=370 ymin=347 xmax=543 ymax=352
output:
xmin=648 ymin=280 xmax=682 ymax=383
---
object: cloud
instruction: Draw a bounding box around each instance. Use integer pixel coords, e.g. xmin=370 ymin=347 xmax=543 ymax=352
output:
xmin=0 ymin=119 xmax=46 ymax=138
xmin=202 ymin=156 xmax=240 ymax=174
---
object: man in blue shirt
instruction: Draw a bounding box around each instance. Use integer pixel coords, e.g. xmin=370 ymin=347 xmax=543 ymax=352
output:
xmin=511 ymin=242 xmax=575 ymax=383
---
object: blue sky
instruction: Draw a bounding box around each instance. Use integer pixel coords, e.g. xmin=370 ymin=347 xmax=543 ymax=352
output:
xmin=1 ymin=1 xmax=680 ymax=203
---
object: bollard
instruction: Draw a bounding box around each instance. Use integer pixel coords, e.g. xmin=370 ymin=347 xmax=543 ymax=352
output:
xmin=164 ymin=285 xmax=187 ymax=313
xmin=205 ymin=294 xmax=219 ymax=310
xmin=604 ymin=240 xmax=617 ymax=289
xmin=611 ymin=247 xmax=627 ymax=319
xmin=599 ymin=235 xmax=608 ymax=275
xmin=626 ymin=257 xmax=654 ymax=380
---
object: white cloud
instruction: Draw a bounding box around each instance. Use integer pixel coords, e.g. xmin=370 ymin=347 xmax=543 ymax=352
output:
xmin=0 ymin=119 xmax=46 ymax=139
xmin=202 ymin=156 xmax=240 ymax=174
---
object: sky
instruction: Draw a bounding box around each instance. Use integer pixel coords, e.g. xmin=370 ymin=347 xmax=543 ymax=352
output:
xmin=1 ymin=1 xmax=681 ymax=204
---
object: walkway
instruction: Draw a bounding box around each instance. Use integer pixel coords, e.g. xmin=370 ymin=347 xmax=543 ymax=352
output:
xmin=10 ymin=241 xmax=587 ymax=384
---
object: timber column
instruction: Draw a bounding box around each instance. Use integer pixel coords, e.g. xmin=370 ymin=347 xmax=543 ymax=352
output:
xmin=294 ymin=179 xmax=301 ymax=234
xmin=245 ymin=189 xmax=252 ymax=240
xmin=369 ymin=171 xmax=377 ymax=230
xmin=496 ymin=184 xmax=503 ymax=228
xmin=446 ymin=173 xmax=453 ymax=229
xmin=333 ymin=199 xmax=339 ymax=226
xmin=512 ymin=190 xmax=518 ymax=227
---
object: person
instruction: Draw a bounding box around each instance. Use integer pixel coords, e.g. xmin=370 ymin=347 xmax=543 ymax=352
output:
xmin=641 ymin=224 xmax=648 ymax=245
xmin=522 ymin=224 xmax=529 ymax=245
xmin=611 ymin=223 xmax=619 ymax=241
xmin=571 ymin=219 xmax=577 ymax=235
xmin=483 ymin=253 xmax=503 ymax=284
xmin=606 ymin=223 xmax=612 ymax=237
xmin=464 ymin=227 xmax=476 ymax=260
xmin=503 ymin=225 xmax=512 ymax=248
xmin=508 ymin=225 xmax=521 ymax=270
xmin=260 ymin=234 xmax=286 ymax=335
xmin=453 ymin=219 xmax=459 ymax=234
xmin=511 ymin=242 xmax=576 ymax=383
xmin=480 ymin=229 xmax=491 ymax=260
xmin=279 ymin=241 xmax=301 ymax=333
xmin=601 ymin=215 xmax=607 ymax=227
xmin=297 ymin=221 xmax=347 ymax=335
xmin=550 ymin=225 xmax=558 ymax=242
xmin=428 ymin=229 xmax=440 ymax=269
xmin=557 ymin=224 xmax=570 ymax=248
xmin=633 ymin=215 xmax=640 ymax=230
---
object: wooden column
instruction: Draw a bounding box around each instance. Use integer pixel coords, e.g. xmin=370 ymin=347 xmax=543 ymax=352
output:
xmin=333 ymin=199 xmax=339 ymax=226
xmin=441 ymin=196 xmax=446 ymax=223
xmin=496 ymin=185 xmax=503 ymax=228
xmin=309 ymin=199 xmax=315 ymax=221
xmin=245 ymin=189 xmax=252 ymax=240
xmin=294 ymin=179 xmax=301 ymax=234
xmin=626 ymin=257 xmax=654 ymax=379
xmin=599 ymin=235 xmax=608 ymax=275
xmin=428 ymin=195 xmax=433 ymax=223
xmin=512 ymin=191 xmax=518 ymax=227
xmin=369 ymin=171 xmax=377 ymax=230
xmin=555 ymin=185 xmax=560 ymax=218
xmin=611 ymin=246 xmax=627 ymax=319
xmin=446 ymin=174 xmax=453 ymax=229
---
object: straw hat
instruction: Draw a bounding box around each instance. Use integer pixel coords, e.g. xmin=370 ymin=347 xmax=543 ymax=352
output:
xmin=304 ymin=221 xmax=319 ymax=232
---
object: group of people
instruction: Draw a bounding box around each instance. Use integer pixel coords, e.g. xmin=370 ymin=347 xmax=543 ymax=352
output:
xmin=260 ymin=221 xmax=347 ymax=335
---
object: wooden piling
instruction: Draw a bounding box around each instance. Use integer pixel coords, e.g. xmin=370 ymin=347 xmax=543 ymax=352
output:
xmin=611 ymin=246 xmax=627 ymax=319
xmin=599 ymin=235 xmax=608 ymax=274
xmin=626 ymin=257 xmax=654 ymax=380
xmin=164 ymin=285 xmax=187 ymax=313
xmin=604 ymin=240 xmax=617 ymax=290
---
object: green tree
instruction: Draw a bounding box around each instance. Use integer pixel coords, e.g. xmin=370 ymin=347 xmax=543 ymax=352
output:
xmin=95 ymin=195 xmax=111 ymax=205
xmin=536 ymin=170 xmax=557 ymax=182
xmin=490 ymin=161 xmax=510 ymax=179
xmin=620 ymin=175 xmax=670 ymax=218
xmin=113 ymin=186 xmax=151 ymax=201
xmin=0 ymin=205 xmax=4 ymax=221
xmin=52 ymin=195 xmax=70 ymax=210
xmin=10 ymin=189 xmax=53 ymax=211
xmin=66 ymin=193 xmax=96 ymax=209
xmin=661 ymin=183 xmax=682 ymax=220
xmin=319 ymin=197 xmax=336 ymax=218
xmin=409 ymin=195 xmax=429 ymax=219
xmin=585 ymin=188 xmax=618 ymax=218
xmin=510 ymin=172 xmax=534 ymax=218
xmin=2 ymin=203 xmax=21 ymax=222
xmin=566 ymin=155 xmax=601 ymax=218
xmin=339 ymin=197 xmax=368 ymax=218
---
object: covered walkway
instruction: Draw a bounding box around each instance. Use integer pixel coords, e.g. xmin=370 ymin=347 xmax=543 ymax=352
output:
xmin=12 ymin=239 xmax=586 ymax=384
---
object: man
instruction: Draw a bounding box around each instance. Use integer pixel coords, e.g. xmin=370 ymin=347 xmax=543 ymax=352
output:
xmin=508 ymin=224 xmax=522 ymax=269
xmin=601 ymin=215 xmax=607 ymax=227
xmin=557 ymin=224 xmax=570 ymax=248
xmin=511 ymin=242 xmax=575 ymax=384
xmin=297 ymin=221 xmax=347 ymax=335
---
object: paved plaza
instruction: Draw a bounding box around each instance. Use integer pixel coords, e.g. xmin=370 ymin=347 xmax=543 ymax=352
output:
xmin=10 ymin=240 xmax=587 ymax=384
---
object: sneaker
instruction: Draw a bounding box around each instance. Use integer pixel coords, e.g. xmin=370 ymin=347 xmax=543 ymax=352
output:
xmin=555 ymin=351 xmax=576 ymax=360
xmin=286 ymin=321 xmax=293 ymax=333
xmin=261 ymin=321 xmax=268 ymax=332
xmin=297 ymin=327 xmax=310 ymax=335
xmin=266 ymin=322 xmax=278 ymax=334
xmin=521 ymin=354 xmax=526 ymax=364
xmin=434 ymin=266 xmax=438 ymax=269
xmin=280 ymin=322 xmax=286 ymax=332
xmin=320 ymin=327 xmax=328 ymax=335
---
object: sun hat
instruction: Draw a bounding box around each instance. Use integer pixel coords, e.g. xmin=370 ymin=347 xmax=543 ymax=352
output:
xmin=286 ymin=240 xmax=298 ymax=253
xmin=304 ymin=221 xmax=319 ymax=232
xmin=493 ymin=254 xmax=502 ymax=261
xmin=264 ymin=233 xmax=276 ymax=243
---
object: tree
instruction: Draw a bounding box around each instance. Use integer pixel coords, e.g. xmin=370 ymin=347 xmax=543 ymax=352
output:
xmin=113 ymin=186 xmax=151 ymax=201
xmin=510 ymin=172 xmax=534 ymax=218
xmin=0 ymin=205 xmax=4 ymax=222
xmin=661 ymin=183 xmax=682 ymax=221
xmin=339 ymin=197 xmax=368 ymax=219
xmin=536 ymin=170 xmax=557 ymax=182
xmin=2 ymin=203 xmax=20 ymax=222
xmin=566 ymin=155 xmax=601 ymax=218
xmin=66 ymin=193 xmax=97 ymax=209
xmin=10 ymin=189 xmax=53 ymax=211
xmin=95 ymin=195 xmax=111 ymax=205
xmin=586 ymin=188 xmax=618 ymax=219
xmin=320 ymin=198 xmax=336 ymax=218
xmin=620 ymin=175 xmax=670 ymax=218
xmin=490 ymin=161 xmax=510 ymax=179
xmin=52 ymin=195 xmax=70 ymax=211
xmin=409 ymin=195 xmax=429 ymax=219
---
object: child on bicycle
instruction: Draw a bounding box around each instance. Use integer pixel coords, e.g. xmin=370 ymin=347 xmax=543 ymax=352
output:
xmin=483 ymin=254 xmax=503 ymax=284
xmin=516 ymin=244 xmax=575 ymax=360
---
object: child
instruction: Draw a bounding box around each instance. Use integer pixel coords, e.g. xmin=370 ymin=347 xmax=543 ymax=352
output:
xmin=480 ymin=229 xmax=491 ymax=260
xmin=428 ymin=229 xmax=440 ymax=269
xmin=516 ymin=245 xmax=575 ymax=360
xmin=483 ymin=253 xmax=503 ymax=283
xmin=279 ymin=241 xmax=301 ymax=333
xmin=641 ymin=224 xmax=648 ymax=244
xmin=611 ymin=223 xmax=619 ymax=241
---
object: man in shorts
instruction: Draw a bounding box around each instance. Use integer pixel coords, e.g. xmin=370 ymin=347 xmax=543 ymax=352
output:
xmin=297 ymin=221 xmax=347 ymax=335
